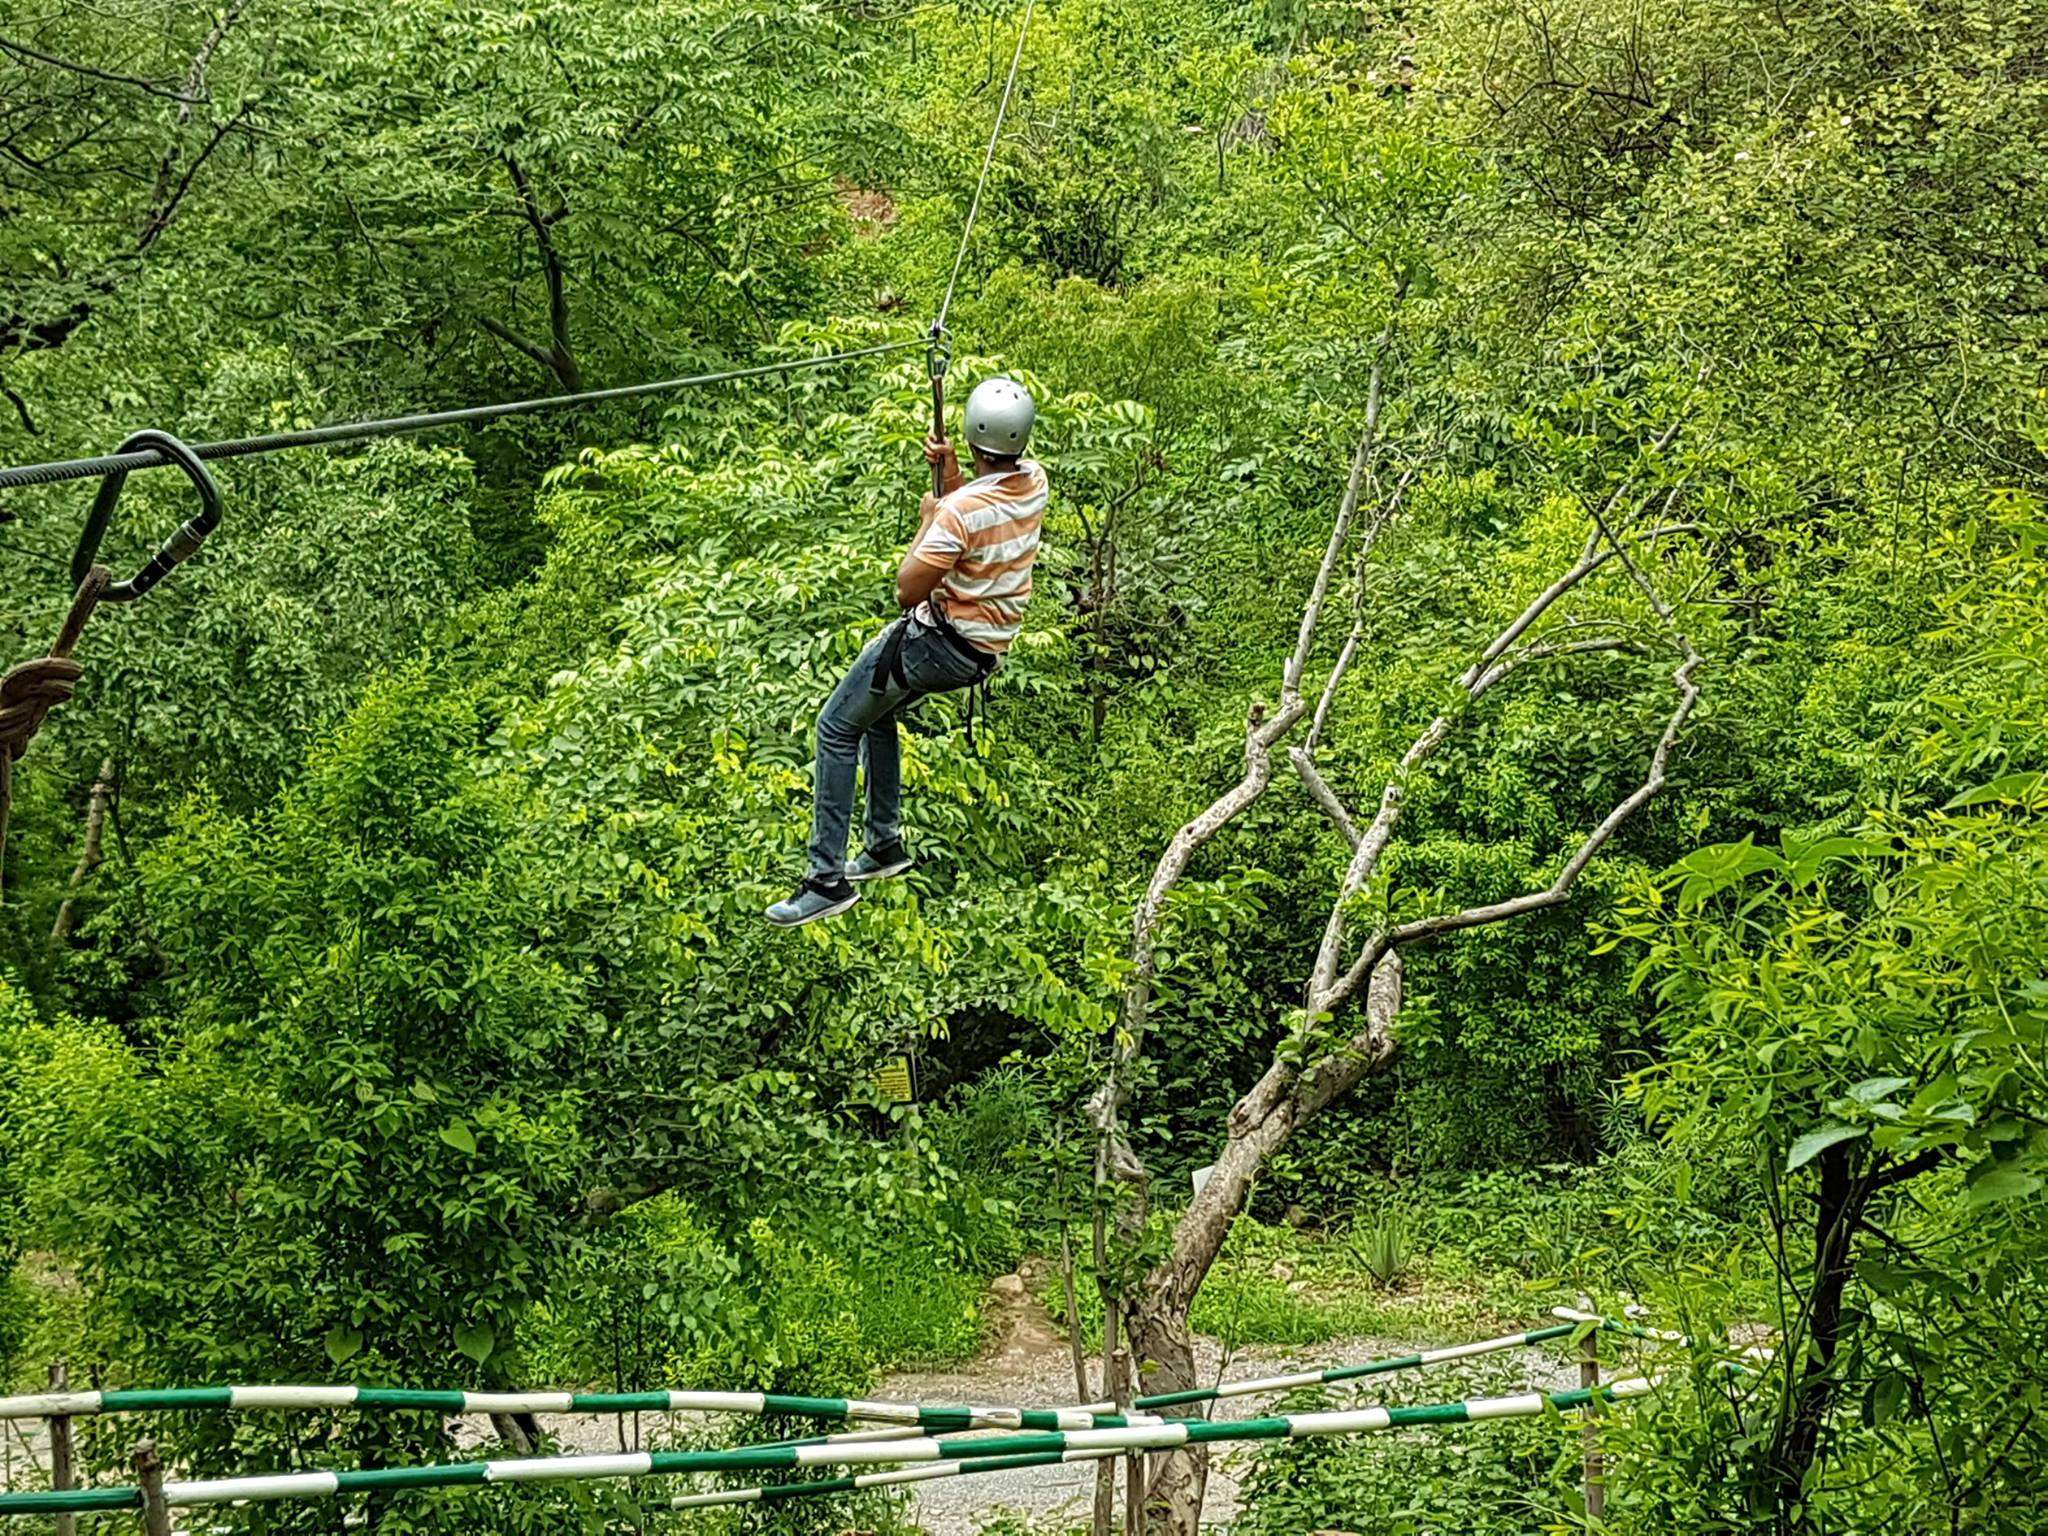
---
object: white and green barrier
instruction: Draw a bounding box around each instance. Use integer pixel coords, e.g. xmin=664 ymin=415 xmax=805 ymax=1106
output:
xmin=0 ymin=1378 xmax=1658 ymax=1518
xmin=0 ymin=1317 xmax=1661 ymax=1428
xmin=1550 ymin=1307 xmax=1688 ymax=1344
xmin=0 ymin=1384 xmax=1132 ymax=1434
xmin=669 ymin=1445 xmax=1124 ymax=1511
xmin=1131 ymin=1319 xmax=1606 ymax=1411
xmin=767 ymin=1316 xmax=1652 ymax=1449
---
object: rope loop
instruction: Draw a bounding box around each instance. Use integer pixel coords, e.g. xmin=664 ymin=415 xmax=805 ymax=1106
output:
xmin=0 ymin=567 xmax=108 ymax=890
xmin=0 ymin=657 xmax=88 ymax=766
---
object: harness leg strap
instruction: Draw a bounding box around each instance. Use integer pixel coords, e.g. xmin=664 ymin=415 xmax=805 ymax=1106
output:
xmin=870 ymin=616 xmax=913 ymax=695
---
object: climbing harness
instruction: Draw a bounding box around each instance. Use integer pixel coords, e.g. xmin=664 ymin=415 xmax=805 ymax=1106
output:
xmin=0 ymin=430 xmax=221 ymax=892
xmin=869 ymin=610 xmax=996 ymax=697
xmin=865 ymin=607 xmax=998 ymax=758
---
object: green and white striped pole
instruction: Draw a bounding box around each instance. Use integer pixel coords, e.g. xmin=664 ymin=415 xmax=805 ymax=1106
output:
xmin=669 ymin=1445 xmax=1123 ymax=1511
xmin=0 ymin=1385 xmax=1134 ymax=1433
xmin=1551 ymin=1308 xmax=1774 ymax=1366
xmin=0 ymin=1318 xmax=1665 ymax=1425
xmin=0 ymin=1379 xmax=1659 ymax=1518
xmin=1550 ymin=1308 xmax=1684 ymax=1344
xmin=1130 ymin=1321 xmax=1590 ymax=1411
xmin=766 ymin=1402 xmax=1131 ymax=1452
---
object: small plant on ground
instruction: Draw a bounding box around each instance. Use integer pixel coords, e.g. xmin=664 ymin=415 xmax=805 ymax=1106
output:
xmin=1351 ymin=1210 xmax=1410 ymax=1291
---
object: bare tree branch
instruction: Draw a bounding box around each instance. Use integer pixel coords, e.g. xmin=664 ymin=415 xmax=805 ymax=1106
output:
xmin=1305 ymin=462 xmax=1418 ymax=752
xmin=478 ymin=313 xmax=559 ymax=373
xmin=0 ymin=35 xmax=207 ymax=103
xmin=50 ymin=757 xmax=114 ymax=944
xmin=504 ymin=155 xmax=583 ymax=391
xmin=1092 ymin=375 xmax=1395 ymax=1139
xmin=0 ymin=377 xmax=36 ymax=435
xmin=1387 ymin=643 xmax=1700 ymax=946
xmin=145 ymin=1 xmax=246 ymax=215
xmin=136 ymin=97 xmax=252 ymax=252
xmin=1288 ymin=747 xmax=1360 ymax=850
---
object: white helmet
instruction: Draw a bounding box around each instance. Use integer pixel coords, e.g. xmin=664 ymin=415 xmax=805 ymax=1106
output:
xmin=964 ymin=377 xmax=1035 ymax=457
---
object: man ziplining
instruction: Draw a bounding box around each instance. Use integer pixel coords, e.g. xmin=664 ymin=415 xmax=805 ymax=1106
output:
xmin=768 ymin=377 xmax=1045 ymax=927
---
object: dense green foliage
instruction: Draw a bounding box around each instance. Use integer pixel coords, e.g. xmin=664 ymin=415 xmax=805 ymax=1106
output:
xmin=3 ymin=0 xmax=2043 ymax=1531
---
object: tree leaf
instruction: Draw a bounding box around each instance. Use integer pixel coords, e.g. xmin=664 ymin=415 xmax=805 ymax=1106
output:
xmin=1943 ymin=772 xmax=2046 ymax=809
xmin=1781 ymin=833 xmax=1883 ymax=888
xmin=455 ymin=1321 xmax=496 ymax=1364
xmin=324 ymin=1324 xmax=363 ymax=1366
xmin=1787 ymin=1123 xmax=1864 ymax=1171
xmin=1863 ymin=1371 xmax=1909 ymax=1427
xmin=1671 ymin=836 xmax=1788 ymax=910
xmin=1965 ymin=1166 xmax=2041 ymax=1207
xmin=440 ymin=1120 xmax=478 ymax=1155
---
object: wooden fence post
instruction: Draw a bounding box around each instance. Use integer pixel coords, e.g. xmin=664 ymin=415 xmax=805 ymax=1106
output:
xmin=133 ymin=1438 xmax=172 ymax=1536
xmin=48 ymin=1361 xmax=77 ymax=1536
xmin=1113 ymin=1344 xmax=1145 ymax=1536
xmin=1578 ymin=1298 xmax=1606 ymax=1522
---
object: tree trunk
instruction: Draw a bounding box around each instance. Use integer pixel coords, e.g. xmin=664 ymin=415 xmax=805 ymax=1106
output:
xmin=1121 ymin=1085 xmax=1308 ymax=1532
xmin=1128 ymin=957 xmax=1404 ymax=1536
xmin=1774 ymin=1144 xmax=1861 ymax=1533
xmin=50 ymin=757 xmax=113 ymax=944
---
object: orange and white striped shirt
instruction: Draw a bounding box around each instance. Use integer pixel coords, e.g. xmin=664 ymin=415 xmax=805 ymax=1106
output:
xmin=910 ymin=460 xmax=1048 ymax=653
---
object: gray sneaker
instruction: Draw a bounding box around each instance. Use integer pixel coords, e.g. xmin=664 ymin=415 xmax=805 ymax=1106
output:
xmin=846 ymin=841 xmax=914 ymax=883
xmin=766 ymin=875 xmax=861 ymax=927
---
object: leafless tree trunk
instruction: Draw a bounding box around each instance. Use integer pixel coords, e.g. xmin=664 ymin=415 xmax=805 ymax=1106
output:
xmin=50 ymin=756 xmax=113 ymax=944
xmin=1095 ymin=402 xmax=1707 ymax=1535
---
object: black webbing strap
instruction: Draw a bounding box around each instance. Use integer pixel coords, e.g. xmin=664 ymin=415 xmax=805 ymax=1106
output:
xmin=872 ymin=615 xmax=914 ymax=695
xmin=869 ymin=612 xmax=995 ymax=698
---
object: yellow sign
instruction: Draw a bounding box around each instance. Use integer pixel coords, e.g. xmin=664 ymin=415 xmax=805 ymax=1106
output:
xmin=874 ymin=1055 xmax=915 ymax=1104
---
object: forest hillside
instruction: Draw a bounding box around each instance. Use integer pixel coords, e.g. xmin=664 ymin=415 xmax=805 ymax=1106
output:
xmin=1 ymin=2 xmax=2043 ymax=1533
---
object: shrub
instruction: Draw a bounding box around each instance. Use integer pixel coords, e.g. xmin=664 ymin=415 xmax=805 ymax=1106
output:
xmin=1237 ymin=1380 xmax=1584 ymax=1536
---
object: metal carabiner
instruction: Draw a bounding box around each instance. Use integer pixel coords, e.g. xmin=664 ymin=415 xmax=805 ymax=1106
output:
xmin=68 ymin=429 xmax=224 ymax=602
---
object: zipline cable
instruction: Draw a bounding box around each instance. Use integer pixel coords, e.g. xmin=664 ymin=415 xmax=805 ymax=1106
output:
xmin=932 ymin=0 xmax=1037 ymax=340
xmin=920 ymin=0 xmax=1035 ymax=520
xmin=0 ymin=340 xmax=923 ymax=493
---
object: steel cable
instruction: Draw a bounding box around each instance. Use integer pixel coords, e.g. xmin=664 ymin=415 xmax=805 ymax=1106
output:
xmin=0 ymin=340 xmax=922 ymax=492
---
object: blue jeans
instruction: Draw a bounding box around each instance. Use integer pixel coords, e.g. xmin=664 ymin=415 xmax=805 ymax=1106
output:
xmin=808 ymin=617 xmax=988 ymax=878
